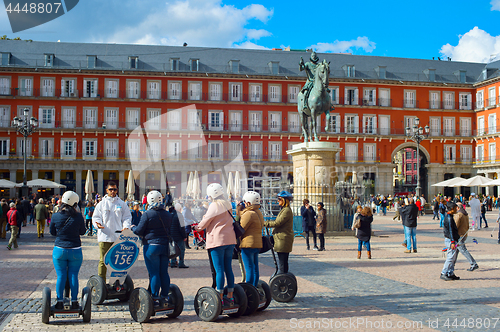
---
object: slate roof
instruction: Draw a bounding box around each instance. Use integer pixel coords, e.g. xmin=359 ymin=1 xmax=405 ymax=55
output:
xmin=0 ymin=40 xmax=494 ymax=84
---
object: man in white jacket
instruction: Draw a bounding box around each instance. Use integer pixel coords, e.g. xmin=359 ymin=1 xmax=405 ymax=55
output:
xmin=92 ymin=181 xmax=132 ymax=282
xmin=468 ymin=193 xmax=481 ymax=230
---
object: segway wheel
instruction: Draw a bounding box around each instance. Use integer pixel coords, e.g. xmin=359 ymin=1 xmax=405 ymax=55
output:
xmin=256 ymin=280 xmax=272 ymax=311
xmin=238 ymin=283 xmax=259 ymax=316
xmin=224 ymin=284 xmax=248 ymax=318
xmin=41 ymin=287 xmax=51 ymax=324
xmin=118 ymin=275 xmax=135 ymax=302
xmin=129 ymin=288 xmax=154 ymax=323
xmin=194 ymin=287 xmax=221 ymax=322
xmin=167 ymin=284 xmax=184 ymax=318
xmin=269 ymin=273 xmax=297 ymax=302
xmin=87 ymin=275 xmax=107 ymax=305
xmin=81 ymin=287 xmax=92 ymax=323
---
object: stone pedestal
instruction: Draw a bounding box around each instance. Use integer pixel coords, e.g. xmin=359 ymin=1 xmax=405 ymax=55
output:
xmin=287 ymin=142 xmax=344 ymax=232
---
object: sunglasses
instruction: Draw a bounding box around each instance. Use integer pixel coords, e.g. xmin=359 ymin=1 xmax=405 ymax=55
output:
xmin=107 ymin=188 xmax=118 ymax=192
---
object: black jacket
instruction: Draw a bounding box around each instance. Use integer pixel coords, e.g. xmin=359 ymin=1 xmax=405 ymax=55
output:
xmin=443 ymin=213 xmax=459 ymax=242
xmin=400 ymin=204 xmax=418 ymax=228
xmin=50 ymin=210 xmax=86 ymax=248
xmin=300 ymin=206 xmax=316 ymax=231
xmin=433 ymin=201 xmax=439 ymax=211
xmin=132 ymin=208 xmax=172 ymax=246
xmin=356 ymin=215 xmax=373 ymax=242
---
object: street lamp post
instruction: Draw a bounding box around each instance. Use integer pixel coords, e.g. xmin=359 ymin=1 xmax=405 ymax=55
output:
xmin=11 ymin=108 xmax=38 ymax=197
xmin=405 ymin=117 xmax=429 ymax=198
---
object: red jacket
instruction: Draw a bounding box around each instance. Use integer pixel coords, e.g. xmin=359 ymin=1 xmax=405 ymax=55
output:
xmin=7 ymin=207 xmax=18 ymax=226
xmin=415 ymin=200 xmax=422 ymax=211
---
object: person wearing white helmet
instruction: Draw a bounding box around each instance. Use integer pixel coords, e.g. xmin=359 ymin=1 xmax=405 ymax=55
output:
xmin=132 ymin=190 xmax=175 ymax=306
xmin=196 ymin=183 xmax=237 ymax=308
xmin=49 ymin=191 xmax=87 ymax=310
xmin=239 ymin=191 xmax=264 ymax=287
xmin=92 ymin=181 xmax=132 ymax=283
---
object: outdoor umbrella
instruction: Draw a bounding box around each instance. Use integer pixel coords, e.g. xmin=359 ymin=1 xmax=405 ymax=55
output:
xmin=84 ymin=170 xmax=94 ymax=201
xmin=126 ymin=170 xmax=136 ymax=201
xmin=431 ymin=177 xmax=466 ymax=187
xmin=453 ymin=175 xmax=491 ymax=187
xmin=192 ymin=170 xmax=201 ymax=199
xmin=234 ymin=171 xmax=241 ymax=199
xmin=0 ymin=179 xmax=16 ymax=188
xmin=15 ymin=179 xmax=66 ymax=188
xmin=186 ymin=172 xmax=194 ymax=197
xmin=352 ymin=171 xmax=358 ymax=185
xmin=226 ymin=171 xmax=234 ymax=199
xmin=484 ymin=179 xmax=500 ymax=186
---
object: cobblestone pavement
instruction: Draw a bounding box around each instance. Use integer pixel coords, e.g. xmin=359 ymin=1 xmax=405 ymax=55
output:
xmin=1 ymin=211 xmax=500 ymax=331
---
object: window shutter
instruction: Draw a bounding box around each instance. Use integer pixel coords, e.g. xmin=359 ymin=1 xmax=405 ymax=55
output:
xmin=354 ymin=89 xmax=359 ymax=105
xmin=372 ymin=116 xmax=377 ymax=133
xmin=344 ymin=88 xmax=348 ymax=105
xmin=52 ymin=108 xmax=55 ymax=128
xmin=354 ymin=115 xmax=359 ymax=133
xmin=335 ymin=115 xmax=341 ymax=133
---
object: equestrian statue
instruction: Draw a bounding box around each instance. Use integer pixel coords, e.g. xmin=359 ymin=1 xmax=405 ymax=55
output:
xmin=298 ymin=51 xmax=334 ymax=142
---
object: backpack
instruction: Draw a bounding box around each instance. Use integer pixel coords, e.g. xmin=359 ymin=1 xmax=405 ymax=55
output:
xmin=87 ymin=207 xmax=94 ymax=218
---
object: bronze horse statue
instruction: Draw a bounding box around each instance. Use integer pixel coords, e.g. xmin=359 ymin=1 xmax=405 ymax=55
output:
xmin=297 ymin=60 xmax=333 ymax=142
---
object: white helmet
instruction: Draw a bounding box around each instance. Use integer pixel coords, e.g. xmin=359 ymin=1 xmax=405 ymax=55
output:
xmin=207 ymin=183 xmax=224 ymax=199
xmin=243 ymin=191 xmax=261 ymax=205
xmin=147 ymin=190 xmax=163 ymax=205
xmin=61 ymin=191 xmax=79 ymax=207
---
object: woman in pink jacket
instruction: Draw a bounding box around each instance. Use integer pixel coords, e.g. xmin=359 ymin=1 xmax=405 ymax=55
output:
xmin=196 ymin=183 xmax=237 ymax=308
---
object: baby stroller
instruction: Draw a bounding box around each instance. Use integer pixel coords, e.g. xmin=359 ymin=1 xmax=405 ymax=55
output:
xmin=190 ymin=223 xmax=206 ymax=249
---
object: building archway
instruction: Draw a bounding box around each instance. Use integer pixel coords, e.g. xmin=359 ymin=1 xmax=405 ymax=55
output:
xmin=392 ymin=143 xmax=430 ymax=198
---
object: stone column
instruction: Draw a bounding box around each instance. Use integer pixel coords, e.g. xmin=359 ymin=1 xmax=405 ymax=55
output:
xmin=97 ymin=169 xmax=104 ymax=196
xmin=119 ymin=170 xmax=125 ymax=199
xmin=54 ymin=169 xmax=61 ymax=196
xmin=75 ymin=170 xmax=82 ymax=198
xmin=139 ymin=172 xmax=146 ymax=197
xmin=10 ymin=170 xmax=17 ymax=198
xmin=181 ymin=171 xmax=188 ymax=197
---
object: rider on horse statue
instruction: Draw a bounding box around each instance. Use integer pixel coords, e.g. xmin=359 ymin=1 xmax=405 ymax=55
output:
xmin=299 ymin=51 xmax=330 ymax=111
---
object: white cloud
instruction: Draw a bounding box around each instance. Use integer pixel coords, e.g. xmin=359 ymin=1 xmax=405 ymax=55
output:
xmin=491 ymin=0 xmax=500 ymax=11
xmin=309 ymin=37 xmax=376 ymax=54
xmin=233 ymin=41 xmax=270 ymax=50
xmin=102 ymin=0 xmax=273 ymax=48
xmin=440 ymin=27 xmax=500 ymax=63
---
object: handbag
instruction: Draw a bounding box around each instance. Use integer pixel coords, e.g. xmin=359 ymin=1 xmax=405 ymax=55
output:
xmin=158 ymin=213 xmax=181 ymax=259
xmin=260 ymin=235 xmax=273 ymax=253
xmin=227 ymin=210 xmax=245 ymax=238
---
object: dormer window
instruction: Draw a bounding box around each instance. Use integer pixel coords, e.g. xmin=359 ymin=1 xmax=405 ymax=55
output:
xmin=460 ymin=71 xmax=466 ymax=83
xmin=269 ymin=61 xmax=279 ymax=75
xmin=129 ymin=56 xmax=138 ymax=69
xmin=229 ymin=60 xmax=239 ymax=74
xmin=44 ymin=54 xmax=54 ymax=67
xmin=87 ymin=55 xmax=96 ymax=69
xmin=376 ymin=66 xmax=386 ymax=79
xmin=1 ymin=52 xmax=11 ymax=66
xmin=482 ymin=69 xmax=487 ymax=81
xmin=425 ymin=69 xmax=436 ymax=82
xmin=343 ymin=65 xmax=355 ymax=78
xmin=190 ymin=59 xmax=199 ymax=72
xmin=170 ymin=58 xmax=179 ymax=71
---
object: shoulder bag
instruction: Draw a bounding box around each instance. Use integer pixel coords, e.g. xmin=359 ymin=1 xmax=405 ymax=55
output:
xmin=227 ymin=210 xmax=245 ymax=238
xmin=158 ymin=212 xmax=181 ymax=259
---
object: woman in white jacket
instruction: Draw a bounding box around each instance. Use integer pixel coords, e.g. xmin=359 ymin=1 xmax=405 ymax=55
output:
xmin=92 ymin=182 xmax=132 ymax=283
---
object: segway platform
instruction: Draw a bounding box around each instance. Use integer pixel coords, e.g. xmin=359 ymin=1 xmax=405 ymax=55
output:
xmin=129 ymin=284 xmax=184 ymax=323
xmin=41 ymin=286 xmax=91 ymax=324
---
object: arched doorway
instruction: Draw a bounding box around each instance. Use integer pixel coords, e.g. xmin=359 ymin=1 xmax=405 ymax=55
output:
xmin=392 ymin=143 xmax=430 ymax=199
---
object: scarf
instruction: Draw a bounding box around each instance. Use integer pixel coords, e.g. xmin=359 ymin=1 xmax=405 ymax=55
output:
xmin=148 ymin=202 xmax=164 ymax=211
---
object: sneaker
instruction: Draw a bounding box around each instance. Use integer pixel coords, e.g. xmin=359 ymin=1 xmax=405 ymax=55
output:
xmin=404 ymin=249 xmax=411 ymax=253
xmin=413 ymin=249 xmax=417 ymax=253
xmin=6 ymin=245 xmax=11 ymax=250
xmin=497 ymin=240 xmax=500 ymax=244
xmin=484 ymin=225 xmax=489 ymax=228
xmin=467 ymin=265 xmax=479 ymax=272
xmin=41 ymin=233 xmax=44 ymax=238
xmin=440 ymin=274 xmax=452 ymax=281
xmin=170 ymin=263 xmax=178 ymax=268
xmin=71 ymin=301 xmax=79 ymax=310
xmin=401 ymin=242 xmax=407 ymax=247
xmin=313 ymin=246 xmax=319 ymax=251
xmin=306 ymin=246 xmax=310 ymax=250
xmin=178 ymin=264 xmax=189 ymax=268
xmin=223 ymin=296 xmax=234 ymax=308
xmin=55 ymin=301 xmax=63 ymax=309
xmin=318 ymin=248 xmax=325 ymax=251
xmin=448 ymin=274 xmax=460 ymax=280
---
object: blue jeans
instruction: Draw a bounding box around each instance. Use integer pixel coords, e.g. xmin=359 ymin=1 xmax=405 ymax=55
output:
xmin=404 ymin=226 xmax=417 ymax=250
xmin=439 ymin=213 xmax=445 ymax=227
xmin=143 ymin=244 xmax=170 ymax=298
xmin=441 ymin=238 xmax=459 ymax=276
xmin=479 ymin=213 xmax=488 ymax=228
xmin=241 ymin=248 xmax=260 ymax=287
xmin=170 ymin=239 xmax=186 ymax=266
xmin=52 ymin=247 xmax=83 ymax=301
xmin=357 ymin=239 xmax=370 ymax=251
xmin=210 ymin=244 xmax=235 ymax=293
xmin=376 ymin=205 xmax=380 ymax=214
xmin=457 ymin=238 xmax=477 ymax=267
xmin=433 ymin=211 xmax=438 ymax=220
xmin=382 ymin=206 xmax=387 ymax=216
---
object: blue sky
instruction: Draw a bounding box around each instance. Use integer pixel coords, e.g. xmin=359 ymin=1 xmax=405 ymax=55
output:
xmin=1 ymin=0 xmax=500 ymax=63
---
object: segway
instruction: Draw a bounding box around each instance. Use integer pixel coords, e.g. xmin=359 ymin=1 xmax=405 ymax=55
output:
xmin=87 ymin=229 xmax=140 ymax=304
xmin=41 ymin=285 xmax=91 ymax=324
xmin=267 ymin=227 xmax=297 ymax=302
xmin=194 ymin=251 xmax=248 ymax=322
xmin=129 ymin=283 xmax=184 ymax=323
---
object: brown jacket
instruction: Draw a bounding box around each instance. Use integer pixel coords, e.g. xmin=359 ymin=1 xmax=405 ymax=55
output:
xmin=240 ymin=205 xmax=264 ymax=249
xmin=454 ymin=212 xmax=469 ymax=240
xmin=316 ymin=209 xmax=327 ymax=234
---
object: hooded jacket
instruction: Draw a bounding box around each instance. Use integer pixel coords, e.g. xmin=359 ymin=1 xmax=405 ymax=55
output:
xmin=239 ymin=204 xmax=264 ymax=249
xmin=92 ymin=195 xmax=132 ymax=243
